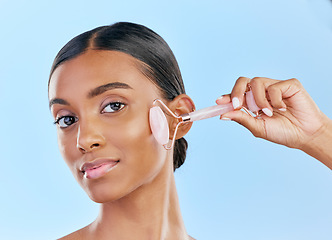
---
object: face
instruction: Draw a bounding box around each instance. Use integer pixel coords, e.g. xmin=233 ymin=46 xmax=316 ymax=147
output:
xmin=49 ymin=50 xmax=170 ymax=203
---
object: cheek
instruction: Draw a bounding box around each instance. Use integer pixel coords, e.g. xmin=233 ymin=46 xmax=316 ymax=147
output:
xmin=116 ymin=112 xmax=162 ymax=156
xmin=110 ymin=112 xmax=168 ymax=178
xmin=57 ymin=131 xmax=79 ymax=171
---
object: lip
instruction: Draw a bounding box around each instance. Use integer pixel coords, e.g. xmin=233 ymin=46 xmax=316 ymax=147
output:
xmin=80 ymin=158 xmax=119 ymax=179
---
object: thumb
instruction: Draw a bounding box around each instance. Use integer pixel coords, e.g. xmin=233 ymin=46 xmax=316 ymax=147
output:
xmin=221 ymin=110 xmax=266 ymax=138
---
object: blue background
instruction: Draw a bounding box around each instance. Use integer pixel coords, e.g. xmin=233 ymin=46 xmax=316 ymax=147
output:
xmin=1 ymin=0 xmax=332 ymax=239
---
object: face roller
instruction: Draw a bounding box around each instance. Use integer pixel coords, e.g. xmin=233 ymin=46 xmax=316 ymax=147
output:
xmin=149 ymin=90 xmax=259 ymax=150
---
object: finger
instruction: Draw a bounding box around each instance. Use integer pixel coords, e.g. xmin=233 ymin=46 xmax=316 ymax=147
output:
xmin=266 ymin=83 xmax=287 ymax=111
xmin=230 ymin=77 xmax=251 ymax=109
xmin=216 ymin=94 xmax=231 ymax=105
xmin=276 ymin=78 xmax=303 ymax=99
xmin=250 ymin=77 xmax=278 ymax=117
xmin=265 ymin=78 xmax=303 ymax=111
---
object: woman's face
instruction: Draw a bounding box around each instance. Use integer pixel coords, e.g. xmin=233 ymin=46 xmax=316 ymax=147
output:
xmin=49 ymin=50 xmax=170 ymax=203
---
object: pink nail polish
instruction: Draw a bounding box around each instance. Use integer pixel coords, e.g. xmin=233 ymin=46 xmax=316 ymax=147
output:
xmin=262 ymin=108 xmax=273 ymax=117
xmin=221 ymin=117 xmax=231 ymax=121
xmin=216 ymin=96 xmax=223 ymax=101
xmin=232 ymin=97 xmax=240 ymax=109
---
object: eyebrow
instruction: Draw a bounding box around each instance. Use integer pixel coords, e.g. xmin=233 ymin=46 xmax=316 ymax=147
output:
xmin=49 ymin=82 xmax=133 ymax=109
xmin=87 ymin=82 xmax=132 ymax=99
xmin=49 ymin=98 xmax=69 ymax=109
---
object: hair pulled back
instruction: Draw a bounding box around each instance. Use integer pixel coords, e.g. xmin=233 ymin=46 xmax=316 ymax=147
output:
xmin=49 ymin=22 xmax=188 ymax=171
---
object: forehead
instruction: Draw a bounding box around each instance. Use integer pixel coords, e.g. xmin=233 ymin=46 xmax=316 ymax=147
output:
xmin=48 ymin=50 xmax=158 ymax=100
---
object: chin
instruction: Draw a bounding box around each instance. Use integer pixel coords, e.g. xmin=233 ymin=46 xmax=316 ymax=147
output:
xmin=82 ymin=178 xmax=143 ymax=204
xmin=89 ymin=194 xmax=115 ymax=204
xmin=87 ymin=189 xmax=124 ymax=204
xmin=82 ymin=182 xmax=124 ymax=203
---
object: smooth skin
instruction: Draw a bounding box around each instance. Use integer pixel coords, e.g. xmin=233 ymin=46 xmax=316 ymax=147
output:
xmin=49 ymin=50 xmax=195 ymax=240
xmin=216 ymin=77 xmax=332 ymax=169
xmin=49 ymin=49 xmax=332 ymax=239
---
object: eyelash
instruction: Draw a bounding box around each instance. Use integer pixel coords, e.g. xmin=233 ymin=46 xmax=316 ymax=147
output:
xmin=101 ymin=101 xmax=126 ymax=114
xmin=53 ymin=116 xmax=78 ymax=128
xmin=54 ymin=101 xmax=126 ymax=128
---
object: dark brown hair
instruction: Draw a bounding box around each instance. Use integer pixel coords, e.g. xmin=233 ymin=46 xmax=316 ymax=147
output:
xmin=49 ymin=22 xmax=188 ymax=171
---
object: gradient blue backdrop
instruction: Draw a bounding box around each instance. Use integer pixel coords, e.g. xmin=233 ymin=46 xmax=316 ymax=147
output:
xmin=1 ymin=0 xmax=332 ymax=239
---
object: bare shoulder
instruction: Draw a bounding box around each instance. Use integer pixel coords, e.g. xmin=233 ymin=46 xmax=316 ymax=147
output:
xmin=57 ymin=226 xmax=89 ymax=240
xmin=57 ymin=230 xmax=83 ymax=240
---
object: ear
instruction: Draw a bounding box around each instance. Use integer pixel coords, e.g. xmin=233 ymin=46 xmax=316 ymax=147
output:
xmin=167 ymin=94 xmax=195 ymax=140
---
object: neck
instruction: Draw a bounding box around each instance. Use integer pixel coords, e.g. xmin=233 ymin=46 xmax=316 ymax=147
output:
xmin=88 ymin=160 xmax=189 ymax=240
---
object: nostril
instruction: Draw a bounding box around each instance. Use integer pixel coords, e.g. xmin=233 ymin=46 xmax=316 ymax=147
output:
xmin=77 ymin=142 xmax=101 ymax=154
xmin=79 ymin=147 xmax=86 ymax=153
xmin=91 ymin=143 xmax=100 ymax=148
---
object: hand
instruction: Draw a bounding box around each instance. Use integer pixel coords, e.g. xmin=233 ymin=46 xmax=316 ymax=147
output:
xmin=216 ymin=77 xmax=330 ymax=151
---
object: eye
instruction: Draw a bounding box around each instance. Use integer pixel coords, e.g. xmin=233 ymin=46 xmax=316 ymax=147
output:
xmin=54 ymin=116 xmax=78 ymax=128
xmin=102 ymin=102 xmax=126 ymax=113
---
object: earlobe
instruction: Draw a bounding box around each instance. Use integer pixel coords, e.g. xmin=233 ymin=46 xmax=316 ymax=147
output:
xmin=168 ymin=94 xmax=195 ymax=140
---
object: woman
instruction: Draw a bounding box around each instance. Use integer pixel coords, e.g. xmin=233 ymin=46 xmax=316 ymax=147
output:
xmin=48 ymin=22 xmax=332 ymax=239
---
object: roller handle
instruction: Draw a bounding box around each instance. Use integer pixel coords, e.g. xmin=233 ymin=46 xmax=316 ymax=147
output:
xmin=181 ymin=90 xmax=261 ymax=122
xmin=184 ymin=103 xmax=234 ymax=122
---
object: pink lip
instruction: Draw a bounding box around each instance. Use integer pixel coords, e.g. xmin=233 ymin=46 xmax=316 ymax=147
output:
xmin=81 ymin=158 xmax=119 ymax=179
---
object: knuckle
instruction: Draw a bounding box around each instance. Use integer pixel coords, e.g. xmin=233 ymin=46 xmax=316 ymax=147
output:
xmin=236 ymin=76 xmax=251 ymax=84
xmin=266 ymin=84 xmax=274 ymax=91
xmin=250 ymin=77 xmax=263 ymax=86
xmin=266 ymin=84 xmax=279 ymax=95
xmin=288 ymin=78 xmax=302 ymax=86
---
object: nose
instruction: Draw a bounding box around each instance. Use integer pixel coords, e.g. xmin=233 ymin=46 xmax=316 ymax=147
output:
xmin=76 ymin=122 xmax=106 ymax=154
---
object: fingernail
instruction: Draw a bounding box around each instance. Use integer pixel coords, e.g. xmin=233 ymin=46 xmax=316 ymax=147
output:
xmin=220 ymin=117 xmax=231 ymax=121
xmin=232 ymin=97 xmax=240 ymax=109
xmin=279 ymin=108 xmax=287 ymax=112
xmin=216 ymin=95 xmax=223 ymax=101
xmin=262 ymin=108 xmax=273 ymax=117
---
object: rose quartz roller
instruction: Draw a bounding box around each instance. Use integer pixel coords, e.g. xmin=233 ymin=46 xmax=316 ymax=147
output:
xmin=180 ymin=102 xmax=234 ymax=122
xmin=149 ymin=105 xmax=170 ymax=146
xmin=149 ymin=91 xmax=259 ymax=149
